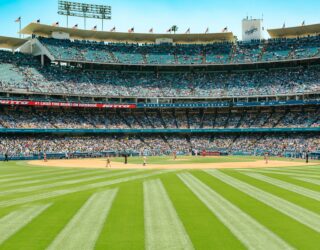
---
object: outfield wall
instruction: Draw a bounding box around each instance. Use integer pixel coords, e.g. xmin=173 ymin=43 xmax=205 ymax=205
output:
xmin=2 ymin=151 xmax=319 ymax=161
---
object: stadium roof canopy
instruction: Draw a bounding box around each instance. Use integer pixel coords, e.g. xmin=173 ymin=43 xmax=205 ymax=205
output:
xmin=0 ymin=36 xmax=28 ymax=49
xmin=268 ymin=23 xmax=320 ymax=38
xmin=21 ymin=23 xmax=234 ymax=43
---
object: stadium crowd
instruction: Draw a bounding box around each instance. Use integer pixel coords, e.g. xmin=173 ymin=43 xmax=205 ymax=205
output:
xmin=0 ymin=107 xmax=319 ymax=129
xmin=0 ymin=37 xmax=319 ymax=159
xmin=0 ymin=50 xmax=319 ymax=98
xmin=0 ymin=134 xmax=318 ymax=157
xmin=38 ymin=36 xmax=320 ymax=65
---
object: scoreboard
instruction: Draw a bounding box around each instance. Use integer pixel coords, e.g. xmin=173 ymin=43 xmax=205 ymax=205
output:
xmin=242 ymin=18 xmax=264 ymax=41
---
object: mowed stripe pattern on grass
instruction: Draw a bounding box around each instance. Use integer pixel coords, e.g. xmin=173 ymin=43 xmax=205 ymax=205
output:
xmin=244 ymin=173 xmax=320 ymax=201
xmin=0 ymin=204 xmax=51 ymax=244
xmin=239 ymin=169 xmax=320 ymax=179
xmin=0 ymin=170 xmax=97 ymax=189
xmin=0 ymin=161 xmax=319 ymax=249
xmin=0 ymin=169 xmax=139 ymax=196
xmin=205 ymin=169 xmax=320 ymax=233
xmin=0 ymin=170 xmax=172 ymax=208
xmin=0 ymin=169 xmax=74 ymax=184
xmin=178 ymin=173 xmax=293 ymax=250
xmin=294 ymin=177 xmax=320 ymax=186
xmin=47 ymin=189 xmax=117 ymax=250
xmin=0 ymin=169 xmax=122 ymax=189
xmin=144 ymin=179 xmax=194 ymax=250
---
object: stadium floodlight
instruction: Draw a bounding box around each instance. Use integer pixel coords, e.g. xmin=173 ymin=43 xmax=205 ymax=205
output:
xmin=58 ymin=0 xmax=111 ymax=30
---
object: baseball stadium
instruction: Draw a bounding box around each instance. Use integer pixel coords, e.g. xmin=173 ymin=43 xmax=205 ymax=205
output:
xmin=0 ymin=0 xmax=320 ymax=249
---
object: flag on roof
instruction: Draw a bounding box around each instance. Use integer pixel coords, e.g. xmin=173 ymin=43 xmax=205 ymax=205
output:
xmin=15 ymin=17 xmax=21 ymax=23
xmin=221 ymin=26 xmax=228 ymax=32
xmin=92 ymin=25 xmax=97 ymax=31
xmin=149 ymin=28 xmax=153 ymax=33
xmin=301 ymin=20 xmax=305 ymax=26
xmin=167 ymin=28 xmax=172 ymax=33
xmin=185 ymin=28 xmax=190 ymax=34
xmin=110 ymin=26 xmax=116 ymax=32
xmin=128 ymin=27 xmax=134 ymax=33
xmin=72 ymin=24 xmax=78 ymax=29
xmin=205 ymin=27 xmax=209 ymax=34
xmin=36 ymin=19 xmax=40 ymax=24
xmin=170 ymin=25 xmax=178 ymax=33
xmin=52 ymin=22 xmax=59 ymax=27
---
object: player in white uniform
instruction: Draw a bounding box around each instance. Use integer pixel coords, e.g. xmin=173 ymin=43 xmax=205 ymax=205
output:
xmin=143 ymin=156 xmax=147 ymax=166
xmin=106 ymin=156 xmax=111 ymax=168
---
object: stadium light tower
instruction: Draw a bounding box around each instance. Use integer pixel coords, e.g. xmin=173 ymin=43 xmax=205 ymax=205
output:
xmin=58 ymin=0 xmax=111 ymax=30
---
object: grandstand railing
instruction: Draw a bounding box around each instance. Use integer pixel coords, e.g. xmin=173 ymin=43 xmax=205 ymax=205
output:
xmin=52 ymin=55 xmax=320 ymax=67
xmin=1 ymin=91 xmax=320 ymax=106
xmin=0 ymin=128 xmax=319 ymax=134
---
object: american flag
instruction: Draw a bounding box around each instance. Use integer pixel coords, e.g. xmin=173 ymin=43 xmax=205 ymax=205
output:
xmin=52 ymin=22 xmax=59 ymax=27
xmin=167 ymin=28 xmax=172 ymax=33
xmin=128 ymin=27 xmax=134 ymax=33
xmin=36 ymin=19 xmax=40 ymax=24
xmin=221 ymin=26 xmax=228 ymax=32
xmin=73 ymin=24 xmax=78 ymax=29
xmin=15 ymin=17 xmax=21 ymax=23
xmin=149 ymin=28 xmax=153 ymax=33
xmin=110 ymin=26 xmax=116 ymax=32
xmin=92 ymin=25 xmax=97 ymax=31
xmin=185 ymin=28 xmax=190 ymax=34
xmin=205 ymin=27 xmax=209 ymax=34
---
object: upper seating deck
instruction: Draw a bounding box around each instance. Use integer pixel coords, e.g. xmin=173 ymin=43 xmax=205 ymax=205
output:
xmin=0 ymin=49 xmax=319 ymax=99
xmin=38 ymin=35 xmax=320 ymax=66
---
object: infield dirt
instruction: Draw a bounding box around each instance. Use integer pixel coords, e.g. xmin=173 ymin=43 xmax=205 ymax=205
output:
xmin=29 ymin=158 xmax=310 ymax=170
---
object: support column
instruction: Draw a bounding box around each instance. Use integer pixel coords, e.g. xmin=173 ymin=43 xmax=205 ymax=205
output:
xmin=41 ymin=54 xmax=44 ymax=67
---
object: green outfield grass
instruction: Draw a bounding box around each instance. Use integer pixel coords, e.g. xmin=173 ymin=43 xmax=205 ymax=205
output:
xmin=111 ymin=155 xmax=320 ymax=165
xmin=111 ymin=155 xmax=257 ymax=164
xmin=0 ymin=158 xmax=319 ymax=249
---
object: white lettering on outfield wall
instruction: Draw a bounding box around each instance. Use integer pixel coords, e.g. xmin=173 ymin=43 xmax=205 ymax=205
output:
xmin=0 ymin=100 xmax=136 ymax=109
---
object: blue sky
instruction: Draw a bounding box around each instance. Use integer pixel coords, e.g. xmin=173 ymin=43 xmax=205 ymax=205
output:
xmin=0 ymin=0 xmax=319 ymax=39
